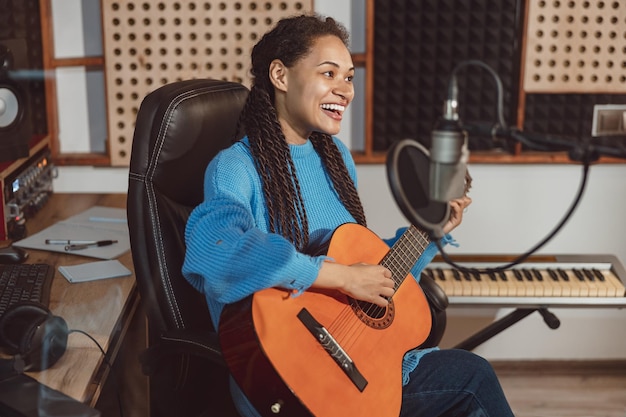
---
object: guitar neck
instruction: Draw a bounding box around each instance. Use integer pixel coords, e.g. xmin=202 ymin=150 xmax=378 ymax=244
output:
xmin=381 ymin=225 xmax=431 ymax=290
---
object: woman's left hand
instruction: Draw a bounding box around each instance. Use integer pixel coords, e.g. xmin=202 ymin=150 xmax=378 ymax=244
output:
xmin=442 ymin=196 xmax=472 ymax=234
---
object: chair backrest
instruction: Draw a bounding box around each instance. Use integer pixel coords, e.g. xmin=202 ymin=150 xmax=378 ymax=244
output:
xmin=127 ymin=79 xmax=248 ymax=341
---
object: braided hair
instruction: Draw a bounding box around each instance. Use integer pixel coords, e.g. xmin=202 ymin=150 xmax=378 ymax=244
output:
xmin=239 ymin=14 xmax=366 ymax=252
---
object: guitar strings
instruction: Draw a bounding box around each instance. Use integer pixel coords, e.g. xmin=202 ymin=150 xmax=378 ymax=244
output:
xmin=325 ymin=226 xmax=431 ymax=351
xmin=352 ymin=226 xmax=429 ymax=328
xmin=327 ymin=305 xmax=364 ymax=350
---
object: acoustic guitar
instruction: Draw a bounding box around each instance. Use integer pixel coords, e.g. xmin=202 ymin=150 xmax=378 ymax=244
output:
xmin=220 ymin=167 xmax=472 ymax=416
xmin=219 ymin=223 xmax=435 ymax=417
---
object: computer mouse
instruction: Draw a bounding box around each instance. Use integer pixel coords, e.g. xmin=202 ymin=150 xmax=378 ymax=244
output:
xmin=0 ymin=246 xmax=28 ymax=264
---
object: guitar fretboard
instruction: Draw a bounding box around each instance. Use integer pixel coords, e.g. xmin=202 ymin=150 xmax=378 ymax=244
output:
xmin=381 ymin=225 xmax=430 ymax=290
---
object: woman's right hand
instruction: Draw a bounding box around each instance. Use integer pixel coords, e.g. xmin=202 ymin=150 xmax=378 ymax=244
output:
xmin=314 ymin=261 xmax=395 ymax=307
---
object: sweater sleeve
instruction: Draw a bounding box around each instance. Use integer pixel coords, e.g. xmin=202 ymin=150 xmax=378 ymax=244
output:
xmin=182 ymin=148 xmax=322 ymax=309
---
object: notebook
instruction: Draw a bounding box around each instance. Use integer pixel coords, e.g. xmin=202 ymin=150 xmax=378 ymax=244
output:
xmin=58 ymin=260 xmax=132 ymax=283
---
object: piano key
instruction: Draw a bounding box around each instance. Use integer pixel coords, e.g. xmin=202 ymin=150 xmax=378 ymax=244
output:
xmin=560 ymin=269 xmax=583 ymax=296
xmin=592 ymin=269 xmax=605 ymax=282
xmin=423 ymin=262 xmax=625 ymax=300
xmin=583 ymin=269 xmax=595 ymax=281
xmin=604 ymin=271 xmax=625 ymax=297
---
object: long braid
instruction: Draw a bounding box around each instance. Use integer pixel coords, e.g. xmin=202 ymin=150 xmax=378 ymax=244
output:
xmin=311 ymin=132 xmax=367 ymax=226
xmin=243 ymin=85 xmax=310 ymax=250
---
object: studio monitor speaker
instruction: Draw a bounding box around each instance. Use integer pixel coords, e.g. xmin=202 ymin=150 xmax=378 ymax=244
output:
xmin=0 ymin=38 xmax=32 ymax=162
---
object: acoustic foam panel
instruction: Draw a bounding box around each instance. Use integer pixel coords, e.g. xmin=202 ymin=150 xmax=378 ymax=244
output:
xmin=523 ymin=93 xmax=626 ymax=149
xmin=373 ymin=0 xmax=524 ymax=152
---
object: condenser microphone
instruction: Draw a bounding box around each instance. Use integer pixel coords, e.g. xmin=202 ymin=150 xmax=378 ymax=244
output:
xmin=429 ymin=94 xmax=468 ymax=203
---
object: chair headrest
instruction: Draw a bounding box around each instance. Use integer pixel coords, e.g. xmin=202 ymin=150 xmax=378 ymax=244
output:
xmin=130 ymin=79 xmax=249 ymax=207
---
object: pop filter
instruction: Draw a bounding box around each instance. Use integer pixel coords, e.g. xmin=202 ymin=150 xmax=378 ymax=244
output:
xmin=386 ymin=139 xmax=450 ymax=240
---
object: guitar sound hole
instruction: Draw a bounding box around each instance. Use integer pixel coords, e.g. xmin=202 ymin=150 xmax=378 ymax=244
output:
xmin=355 ymin=300 xmax=386 ymax=319
xmin=350 ymin=298 xmax=394 ymax=329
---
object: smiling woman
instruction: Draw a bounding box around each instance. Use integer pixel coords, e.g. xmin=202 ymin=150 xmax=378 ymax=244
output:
xmin=181 ymin=13 xmax=504 ymax=417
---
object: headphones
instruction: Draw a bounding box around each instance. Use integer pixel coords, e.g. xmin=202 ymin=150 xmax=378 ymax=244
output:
xmin=0 ymin=301 xmax=68 ymax=373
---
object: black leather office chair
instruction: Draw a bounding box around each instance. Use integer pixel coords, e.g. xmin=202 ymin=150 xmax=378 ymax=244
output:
xmin=127 ymin=79 xmax=248 ymax=417
xmin=127 ymin=78 xmax=448 ymax=417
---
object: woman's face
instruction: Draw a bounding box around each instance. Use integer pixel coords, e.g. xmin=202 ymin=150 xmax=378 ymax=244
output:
xmin=274 ymin=35 xmax=355 ymax=144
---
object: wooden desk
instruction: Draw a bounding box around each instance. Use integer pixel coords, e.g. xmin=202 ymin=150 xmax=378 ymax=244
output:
xmin=8 ymin=193 xmax=139 ymax=407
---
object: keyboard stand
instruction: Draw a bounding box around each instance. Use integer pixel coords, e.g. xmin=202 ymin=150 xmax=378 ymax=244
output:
xmin=429 ymin=254 xmax=626 ymax=351
xmin=454 ymin=307 xmax=561 ymax=351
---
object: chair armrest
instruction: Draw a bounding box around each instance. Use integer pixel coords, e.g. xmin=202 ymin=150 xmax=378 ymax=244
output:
xmin=420 ymin=273 xmax=449 ymax=312
xmin=418 ymin=273 xmax=449 ymax=349
xmin=140 ymin=329 xmax=226 ymax=376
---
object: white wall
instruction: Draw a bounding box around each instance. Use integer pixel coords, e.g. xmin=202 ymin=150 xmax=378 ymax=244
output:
xmin=360 ymin=163 xmax=626 ymax=264
xmin=359 ymin=163 xmax=626 ymax=360
xmin=52 ymin=1 xmax=626 ymax=361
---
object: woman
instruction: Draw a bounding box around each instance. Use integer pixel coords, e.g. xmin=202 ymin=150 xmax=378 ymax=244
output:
xmin=183 ymin=13 xmax=513 ymax=417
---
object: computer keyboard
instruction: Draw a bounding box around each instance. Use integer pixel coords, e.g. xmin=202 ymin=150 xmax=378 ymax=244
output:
xmin=0 ymin=264 xmax=54 ymax=316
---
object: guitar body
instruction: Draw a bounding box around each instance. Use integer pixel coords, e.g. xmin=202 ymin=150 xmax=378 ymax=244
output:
xmin=219 ymin=223 xmax=432 ymax=417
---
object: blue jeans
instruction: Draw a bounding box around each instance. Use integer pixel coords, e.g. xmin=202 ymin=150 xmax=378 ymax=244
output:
xmin=400 ymin=349 xmax=515 ymax=417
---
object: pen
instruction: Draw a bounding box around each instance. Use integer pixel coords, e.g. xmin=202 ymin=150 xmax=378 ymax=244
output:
xmin=46 ymin=239 xmax=98 ymax=245
xmin=65 ymin=240 xmax=119 ymax=251
xmin=89 ymin=216 xmax=127 ymax=224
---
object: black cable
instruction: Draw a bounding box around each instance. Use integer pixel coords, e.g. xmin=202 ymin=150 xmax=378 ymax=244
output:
xmin=448 ymin=59 xmax=508 ymax=129
xmin=69 ymin=329 xmax=125 ymax=417
xmin=434 ymin=59 xmax=598 ymax=273
xmin=435 ymin=157 xmax=591 ymax=274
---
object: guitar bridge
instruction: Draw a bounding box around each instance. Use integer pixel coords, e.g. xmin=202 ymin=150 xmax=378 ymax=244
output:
xmin=297 ymin=308 xmax=368 ymax=392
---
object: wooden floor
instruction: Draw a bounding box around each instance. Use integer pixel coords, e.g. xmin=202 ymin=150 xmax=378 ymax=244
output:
xmin=493 ymin=361 xmax=626 ymax=417
xmin=98 ymin=354 xmax=626 ymax=417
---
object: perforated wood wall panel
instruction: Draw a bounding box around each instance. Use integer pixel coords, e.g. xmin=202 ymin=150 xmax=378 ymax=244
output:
xmin=524 ymin=0 xmax=626 ymax=93
xmin=102 ymin=0 xmax=312 ymax=166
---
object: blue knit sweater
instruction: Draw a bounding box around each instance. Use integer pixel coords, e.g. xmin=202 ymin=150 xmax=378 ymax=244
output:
xmin=183 ymin=136 xmax=452 ymax=417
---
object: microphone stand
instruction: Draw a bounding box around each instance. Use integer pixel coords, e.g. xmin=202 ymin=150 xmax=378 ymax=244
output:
xmin=428 ymin=60 xmax=626 ymax=350
xmin=436 ymin=60 xmax=626 ymax=272
xmin=507 ymin=128 xmax=626 ymax=162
